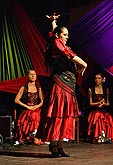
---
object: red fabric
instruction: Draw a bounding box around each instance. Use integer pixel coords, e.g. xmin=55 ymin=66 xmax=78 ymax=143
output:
xmin=41 ymin=116 xmax=75 ymax=142
xmin=0 ymin=76 xmax=40 ymax=94
xmin=88 ymin=110 xmax=113 ymax=140
xmin=15 ymin=109 xmax=41 ymax=142
xmin=0 ymin=0 xmax=49 ymax=94
xmin=109 ymin=66 xmax=113 ymax=74
xmin=39 ymin=75 xmax=80 ymax=142
xmin=0 ymin=76 xmax=27 ymax=94
xmin=48 ymin=32 xmax=54 ymax=38
xmin=48 ymin=31 xmax=76 ymax=59
xmin=11 ymin=0 xmax=47 ymax=76
xmin=44 ymin=75 xmax=80 ymax=118
xmin=53 ymin=38 xmax=76 ymax=60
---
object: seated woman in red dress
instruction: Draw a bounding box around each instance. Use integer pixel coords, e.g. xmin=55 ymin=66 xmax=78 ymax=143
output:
xmin=88 ymin=73 xmax=113 ymax=143
xmin=14 ymin=70 xmax=44 ymax=145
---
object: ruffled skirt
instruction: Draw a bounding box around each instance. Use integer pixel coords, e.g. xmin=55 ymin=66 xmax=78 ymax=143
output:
xmin=15 ymin=109 xmax=41 ymax=142
xmin=88 ymin=110 xmax=113 ymax=142
xmin=38 ymin=75 xmax=80 ymax=142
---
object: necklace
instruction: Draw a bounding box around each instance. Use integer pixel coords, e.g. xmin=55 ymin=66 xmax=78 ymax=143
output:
xmin=97 ymin=88 xmax=100 ymax=92
xmin=95 ymin=86 xmax=103 ymax=94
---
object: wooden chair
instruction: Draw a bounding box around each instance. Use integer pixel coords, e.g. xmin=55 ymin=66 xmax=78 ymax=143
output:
xmin=13 ymin=109 xmax=17 ymax=121
xmin=75 ymin=117 xmax=79 ymax=143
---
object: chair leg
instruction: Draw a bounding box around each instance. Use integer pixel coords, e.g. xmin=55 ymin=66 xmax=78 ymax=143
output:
xmin=75 ymin=118 xmax=79 ymax=143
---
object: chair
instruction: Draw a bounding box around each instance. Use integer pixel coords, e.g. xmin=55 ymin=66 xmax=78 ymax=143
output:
xmin=75 ymin=117 xmax=79 ymax=143
xmin=14 ymin=109 xmax=17 ymax=121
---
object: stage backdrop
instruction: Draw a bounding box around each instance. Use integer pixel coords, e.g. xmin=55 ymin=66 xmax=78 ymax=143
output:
xmin=69 ymin=0 xmax=113 ymax=77
xmin=0 ymin=0 xmax=112 ymax=95
xmin=0 ymin=0 xmax=48 ymax=94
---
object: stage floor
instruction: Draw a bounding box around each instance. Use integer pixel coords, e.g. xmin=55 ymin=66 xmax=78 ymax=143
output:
xmin=0 ymin=141 xmax=113 ymax=165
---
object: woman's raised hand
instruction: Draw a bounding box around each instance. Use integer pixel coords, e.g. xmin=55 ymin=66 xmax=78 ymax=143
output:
xmin=46 ymin=13 xmax=60 ymax=22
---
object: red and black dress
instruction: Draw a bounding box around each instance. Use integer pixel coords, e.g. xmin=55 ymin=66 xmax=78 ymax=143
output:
xmin=39 ymin=37 xmax=80 ymax=142
xmin=15 ymin=84 xmax=41 ymax=142
xmin=88 ymin=87 xmax=113 ymax=143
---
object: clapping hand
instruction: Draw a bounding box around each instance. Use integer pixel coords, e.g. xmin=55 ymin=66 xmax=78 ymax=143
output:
xmin=99 ymin=98 xmax=105 ymax=108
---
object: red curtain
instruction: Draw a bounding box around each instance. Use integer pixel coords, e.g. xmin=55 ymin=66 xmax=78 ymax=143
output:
xmin=11 ymin=0 xmax=48 ymax=76
xmin=0 ymin=76 xmax=40 ymax=94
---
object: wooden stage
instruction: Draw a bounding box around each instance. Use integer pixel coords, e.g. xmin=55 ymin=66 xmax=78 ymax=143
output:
xmin=0 ymin=140 xmax=113 ymax=165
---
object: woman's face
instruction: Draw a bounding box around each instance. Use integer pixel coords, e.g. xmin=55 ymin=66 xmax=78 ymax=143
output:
xmin=28 ymin=70 xmax=37 ymax=82
xmin=95 ymin=74 xmax=103 ymax=85
xmin=58 ymin=27 xmax=69 ymax=44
